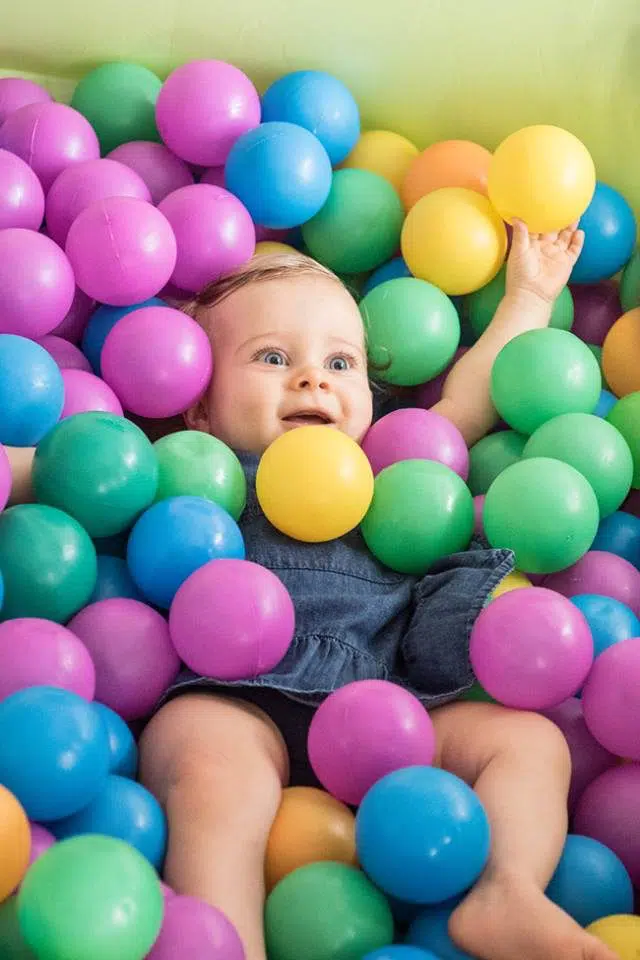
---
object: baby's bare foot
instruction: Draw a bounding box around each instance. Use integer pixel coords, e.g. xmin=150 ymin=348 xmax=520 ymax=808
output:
xmin=449 ymin=871 xmax=619 ymax=960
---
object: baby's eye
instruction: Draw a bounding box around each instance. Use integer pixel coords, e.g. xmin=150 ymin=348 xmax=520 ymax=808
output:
xmin=260 ymin=350 xmax=288 ymax=366
xmin=327 ymin=354 xmax=354 ymax=372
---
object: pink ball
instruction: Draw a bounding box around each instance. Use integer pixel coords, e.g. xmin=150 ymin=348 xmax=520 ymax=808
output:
xmin=0 ymin=229 xmax=75 ymax=337
xmin=307 ymin=679 xmax=436 ymax=806
xmin=0 ymin=77 xmax=52 ymax=126
xmin=0 ymin=618 xmax=95 ymax=700
xmin=156 ymin=60 xmax=261 ymax=167
xmin=108 ymin=141 xmax=194 ymax=205
xmin=147 ymin=895 xmax=245 ymax=960
xmin=61 ymin=369 xmax=123 ymax=419
xmin=473 ymin=494 xmax=485 ymax=537
xmin=0 ymin=444 xmax=11 ymax=513
xmin=68 ymin=598 xmax=180 ymax=721
xmin=570 ymin=282 xmax=621 ymax=347
xmin=582 ymin=638 xmax=640 ymax=759
xmin=543 ymin=551 xmax=640 ymax=617
xmin=169 ymin=559 xmax=294 ymax=680
xmin=158 ymin=184 xmax=255 ymax=293
xmin=160 ymin=882 xmax=176 ymax=900
xmin=469 ymin=587 xmax=594 ymax=709
xmin=574 ymin=764 xmax=640 ymax=887
xmin=50 ymin=288 xmax=95 ymax=343
xmin=101 ymin=305 xmax=212 ymax=418
xmin=415 ymin=347 xmax=469 ymax=409
xmin=27 ymin=823 xmax=56 ymax=868
xmin=46 ymin=158 xmax=151 ymax=246
xmin=0 ymin=148 xmax=44 ymax=230
xmin=0 ymin=101 xmax=100 ymax=192
xmin=200 ymin=167 xmax=226 ymax=189
xmin=37 ymin=336 xmax=92 ymax=372
xmin=361 ymin=407 xmax=469 ymax=480
xmin=65 ymin=196 xmax=177 ymax=306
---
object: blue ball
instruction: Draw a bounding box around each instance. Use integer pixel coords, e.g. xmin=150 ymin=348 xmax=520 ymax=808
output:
xmin=406 ymin=902 xmax=472 ymax=960
xmin=594 ymin=389 xmax=618 ymax=419
xmin=0 ymin=686 xmax=110 ymax=821
xmin=364 ymin=948 xmax=439 ymax=960
xmin=261 ymin=70 xmax=360 ymax=165
xmin=362 ymin=258 xmax=412 ymax=297
xmin=546 ymin=834 xmax=633 ymax=927
xmin=91 ymin=554 xmax=143 ymax=603
xmin=356 ymin=767 xmax=490 ymax=905
xmin=81 ymin=297 xmax=166 ymax=374
xmin=593 ymin=510 xmax=640 ymax=569
xmin=127 ymin=495 xmax=245 ymax=608
xmin=48 ymin=774 xmax=167 ymax=869
xmin=570 ymin=593 xmax=640 ymax=657
xmin=0 ymin=335 xmax=64 ymax=446
xmin=571 ymin=182 xmax=637 ymax=284
xmin=225 ymin=121 xmax=333 ymax=229
xmin=94 ymin=703 xmax=138 ymax=778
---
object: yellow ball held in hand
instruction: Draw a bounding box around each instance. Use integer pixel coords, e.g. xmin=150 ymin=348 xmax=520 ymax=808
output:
xmin=256 ymin=426 xmax=374 ymax=542
xmin=254 ymin=241 xmax=299 ymax=257
xmin=341 ymin=130 xmax=419 ymax=192
xmin=488 ymin=124 xmax=596 ymax=233
xmin=587 ymin=915 xmax=640 ymax=958
xmin=401 ymin=187 xmax=508 ymax=296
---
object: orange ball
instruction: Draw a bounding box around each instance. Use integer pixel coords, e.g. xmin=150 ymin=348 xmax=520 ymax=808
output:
xmin=265 ymin=786 xmax=357 ymax=891
xmin=0 ymin=784 xmax=30 ymax=902
xmin=401 ymin=140 xmax=492 ymax=211
xmin=602 ymin=308 xmax=640 ymax=398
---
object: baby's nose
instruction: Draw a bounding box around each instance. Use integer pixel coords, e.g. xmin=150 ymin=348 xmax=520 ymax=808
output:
xmin=294 ymin=367 xmax=329 ymax=390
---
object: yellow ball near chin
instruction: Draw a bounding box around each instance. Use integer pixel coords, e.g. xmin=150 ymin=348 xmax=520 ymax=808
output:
xmin=586 ymin=915 xmax=640 ymax=958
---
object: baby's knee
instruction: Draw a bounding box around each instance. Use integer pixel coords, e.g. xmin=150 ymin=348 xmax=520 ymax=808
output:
xmin=499 ymin=709 xmax=570 ymax=773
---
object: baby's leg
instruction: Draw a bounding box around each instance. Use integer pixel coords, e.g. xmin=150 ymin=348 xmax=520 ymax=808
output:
xmin=139 ymin=692 xmax=289 ymax=960
xmin=430 ymin=701 xmax=617 ymax=960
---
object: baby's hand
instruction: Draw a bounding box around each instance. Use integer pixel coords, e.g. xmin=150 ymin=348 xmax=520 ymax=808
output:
xmin=506 ymin=218 xmax=584 ymax=304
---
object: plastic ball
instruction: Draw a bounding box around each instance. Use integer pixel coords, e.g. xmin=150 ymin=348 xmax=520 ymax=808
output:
xmin=17 ymin=834 xmax=163 ymax=960
xmin=483 ymin=458 xmax=599 ymax=574
xmin=101 ymin=305 xmax=212 ymax=417
xmin=491 ymin=569 xmax=532 ymax=598
xmin=401 ymin=187 xmax=507 ymax=296
xmin=0 ymin=335 xmax=64 ymax=446
xmin=0 ymin=76 xmax=52 ymax=125
xmin=593 ymin=510 xmax=640 ymax=568
xmin=406 ymin=903 xmax=472 ymax=960
xmin=587 ymin=915 xmax=640 ymax=959
xmin=621 ymin=249 xmax=640 ymax=312
xmin=60 ymin=369 xmax=123 ymax=419
xmin=0 ymin=786 xmax=30 ymax=902
xmin=68 ymin=598 xmax=179 ymax=720
xmin=468 ymin=267 xmax=574 ymax=338
xmin=0 ymin=504 xmax=97 ymax=622
xmin=147 ymin=895 xmax=245 ymax=960
xmin=66 ymin=196 xmax=177 ymax=306
xmin=571 ymin=594 xmax=640 ymax=658
xmin=341 ymin=130 xmax=419 ymax=192
xmin=582 ymin=638 xmax=640 ymax=758
xmin=37 ymin=336 xmax=92 ymax=373
xmin=365 ymin=950 xmax=438 ymax=960
xmin=467 ymin=430 xmax=526 ymax=496
xmin=356 ymin=766 xmax=490 ymax=904
xmin=361 ymin=278 xmax=460 ymax=386
xmin=94 ymin=703 xmax=138 ymax=778
xmin=0 ymin=148 xmax=44 ymax=230
xmin=543 ymin=550 xmax=640 ymax=617
xmin=51 ymin=286 xmax=95 ymax=344
xmin=27 ymin=823 xmax=56 ymax=871
xmin=158 ymin=183 xmax=255 ymax=292
xmin=362 ymin=408 xmax=469 ymax=479
xmin=265 ymin=862 xmax=393 ymax=960
xmin=594 ymin=389 xmax=618 ymax=418
xmin=607 ymin=393 xmax=640 ymax=489
xmin=154 ymin=431 xmax=246 ymax=519
xmin=225 ymin=121 xmax=332 ymax=229
xmin=546 ymin=834 xmax=633 ymax=928
xmin=0 ymin=444 xmax=10 ymax=513
xmin=307 ymin=680 xmax=436 ymax=806
xmin=571 ymin=182 xmax=636 ymax=284
xmin=415 ymin=346 xmax=468 ymax=408
xmin=81 ymin=297 xmax=166 ymax=374
xmin=90 ymin=554 xmax=143 ymax=603
xmin=361 ymin=459 xmax=474 ymax=575
xmin=487 ymin=125 xmax=596 ymax=233
xmin=571 ymin=281 xmax=621 ymax=346
xmin=256 ymin=426 xmax=373 ymax=542
xmin=602 ymin=308 xmax=640 ymax=398
xmin=0 ymin=229 xmax=75 ymax=338
xmin=574 ymin=765 xmax=640 ymax=887
xmin=362 ymin=257 xmax=412 ymax=296
xmin=71 ymin=62 xmax=162 ymax=154
xmin=0 ymin=618 xmax=95 ymax=701
xmin=108 ymin=140 xmax=194 ymax=204
xmin=401 ymin=139 xmax=492 ymax=211
xmin=253 ymin=240 xmax=298 ymax=256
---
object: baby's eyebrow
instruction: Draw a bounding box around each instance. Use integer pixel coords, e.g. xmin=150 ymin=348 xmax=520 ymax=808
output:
xmin=328 ymin=335 xmax=366 ymax=355
xmin=234 ymin=332 xmax=280 ymax=353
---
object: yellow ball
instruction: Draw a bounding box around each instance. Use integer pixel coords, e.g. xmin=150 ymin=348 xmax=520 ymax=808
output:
xmin=587 ymin=915 xmax=640 ymax=958
xmin=341 ymin=130 xmax=420 ymax=192
xmin=492 ymin=570 xmax=532 ymax=599
xmin=401 ymin=187 xmax=507 ymax=295
xmin=488 ymin=125 xmax=596 ymax=233
xmin=256 ymin=426 xmax=374 ymax=542
xmin=254 ymin=241 xmax=299 ymax=257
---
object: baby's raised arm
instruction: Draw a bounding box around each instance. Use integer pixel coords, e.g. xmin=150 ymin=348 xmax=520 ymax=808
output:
xmin=432 ymin=219 xmax=585 ymax=446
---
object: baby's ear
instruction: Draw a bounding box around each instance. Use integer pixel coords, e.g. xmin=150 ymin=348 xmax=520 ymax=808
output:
xmin=184 ymin=397 xmax=211 ymax=432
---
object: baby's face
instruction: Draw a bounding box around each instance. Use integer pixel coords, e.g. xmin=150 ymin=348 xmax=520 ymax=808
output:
xmin=193 ymin=273 xmax=374 ymax=454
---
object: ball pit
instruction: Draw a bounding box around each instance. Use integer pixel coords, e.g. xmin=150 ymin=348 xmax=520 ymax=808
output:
xmin=0 ymin=335 xmax=64 ymax=446
xmin=361 ymin=408 xmax=469 ymax=479
xmin=602 ymin=308 xmax=640 ymax=398
xmin=0 ymin=785 xmax=30 ymax=902
xmin=401 ymin=139 xmax=491 ymax=211
xmin=574 ymin=764 xmax=640 ymax=888
xmin=81 ymin=296 xmax=166 ymax=374
xmin=154 ymin=430 xmax=246 ymax=519
xmin=341 ymin=130 xmax=419 ymax=191
xmin=0 ymin=76 xmax=51 ymax=125
xmin=621 ymin=249 xmax=640 ymax=312
xmin=571 ymin=181 xmax=636 ymax=284
xmin=582 ymin=639 xmax=640 ymax=759
xmin=37 ymin=335 xmax=92 ymax=372
xmin=571 ymin=594 xmax=640 ymax=658
xmin=546 ymin=834 xmax=633 ymax=929
xmin=71 ymin=61 xmax=163 ymax=153
xmin=0 ymin=618 xmax=95 ymax=701
xmin=466 ymin=430 xmax=527 ymax=496
xmin=108 ymin=140 xmax=194 ymax=204
xmin=587 ymin=916 xmax=640 ymax=958
xmin=468 ymin=266 xmax=574 ymax=338
xmin=0 ymin=229 xmax=75 ymax=338
xmin=0 ymin=148 xmax=44 ymax=230
xmin=147 ymin=895 xmax=246 ymax=960
xmin=361 ymin=256 xmax=412 ymax=296
xmin=543 ymin=550 xmax=640 ymax=616
xmin=592 ymin=510 xmax=640 ymax=567
xmin=570 ymin=281 xmax=621 ymax=346
xmin=0 ymin=444 xmax=10 ymax=514
xmin=406 ymin=902 xmax=472 ymax=959
xmin=94 ymin=703 xmax=139 ymax=778
xmin=51 ymin=286 xmax=94 ymax=343
xmin=607 ymin=392 xmax=640 ymax=487
xmin=27 ymin=823 xmax=56 ymax=872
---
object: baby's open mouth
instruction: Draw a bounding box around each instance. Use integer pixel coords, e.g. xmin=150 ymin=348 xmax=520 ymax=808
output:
xmin=282 ymin=410 xmax=334 ymax=426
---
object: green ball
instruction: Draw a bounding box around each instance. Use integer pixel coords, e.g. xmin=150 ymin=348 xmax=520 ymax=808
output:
xmin=586 ymin=344 xmax=611 ymax=390
xmin=467 ymin=430 xmax=527 ymax=496
xmin=0 ymin=897 xmax=36 ymax=959
xmin=33 ymin=413 xmax=158 ymax=538
xmin=0 ymin=504 xmax=97 ymax=622
xmin=490 ymin=328 xmax=601 ymax=435
xmin=265 ymin=862 xmax=393 ymax=960
xmin=361 ymin=459 xmax=474 ymax=575
xmin=620 ymin=248 xmax=640 ymax=312
xmin=467 ymin=266 xmax=574 ymax=338
xmin=302 ymin=169 xmax=404 ymax=274
xmin=154 ymin=431 xmax=246 ymax=520
xmin=522 ymin=413 xmax=633 ymax=518
xmin=483 ymin=457 xmax=600 ymax=574
xmin=463 ymin=681 xmax=496 ymax=704
xmin=607 ymin=392 xmax=640 ymax=488
xmin=17 ymin=835 xmax=163 ymax=960
xmin=361 ymin=278 xmax=460 ymax=386
xmin=71 ymin=62 xmax=162 ymax=154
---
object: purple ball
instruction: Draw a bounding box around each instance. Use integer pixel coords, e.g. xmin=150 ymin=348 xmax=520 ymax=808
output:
xmin=361 ymin=407 xmax=469 ymax=480
xmin=415 ymin=347 xmax=468 ymax=409
xmin=0 ymin=444 xmax=11 ymax=513
xmin=307 ymin=679 xmax=436 ymax=805
xmin=574 ymin=764 xmax=640 ymax=887
xmin=27 ymin=822 xmax=56 ymax=869
xmin=0 ymin=148 xmax=44 ymax=230
xmin=0 ymin=77 xmax=52 ymax=126
xmin=200 ymin=166 xmax=226 ymax=189
xmin=108 ymin=141 xmax=194 ymax=205
xmin=169 ymin=559 xmax=295 ymax=679
xmin=147 ymin=895 xmax=245 ymax=960
xmin=156 ymin=59 xmax=261 ymax=167
xmin=469 ymin=587 xmax=594 ymax=709
xmin=65 ymin=196 xmax=177 ymax=306
xmin=0 ymin=101 xmax=100 ymax=192
xmin=624 ymin=488 xmax=640 ymax=519
xmin=158 ymin=184 xmax=255 ymax=293
xmin=570 ymin=282 xmax=622 ymax=347
xmin=68 ymin=598 xmax=180 ymax=721
xmin=37 ymin=336 xmax=92 ymax=372
xmin=582 ymin=638 xmax=640 ymax=760
xmin=46 ymin=158 xmax=151 ymax=246
xmin=60 ymin=369 xmax=123 ymax=419
xmin=0 ymin=229 xmax=75 ymax=337
xmin=543 ymin=551 xmax=640 ymax=617
xmin=50 ymin=288 xmax=95 ymax=343
xmin=0 ymin=618 xmax=95 ymax=701
xmin=473 ymin=494 xmax=485 ymax=537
